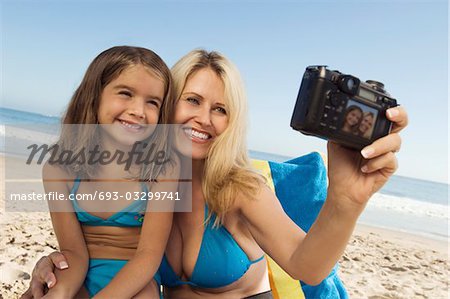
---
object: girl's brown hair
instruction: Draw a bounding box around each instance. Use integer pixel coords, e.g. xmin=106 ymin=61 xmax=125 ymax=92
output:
xmin=57 ymin=46 xmax=175 ymax=180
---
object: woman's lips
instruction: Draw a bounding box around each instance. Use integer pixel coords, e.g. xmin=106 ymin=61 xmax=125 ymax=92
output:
xmin=182 ymin=127 xmax=212 ymax=143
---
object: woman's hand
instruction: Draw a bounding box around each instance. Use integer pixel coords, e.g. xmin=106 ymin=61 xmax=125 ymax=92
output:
xmin=327 ymin=106 xmax=408 ymax=208
xmin=20 ymin=252 xmax=68 ymax=299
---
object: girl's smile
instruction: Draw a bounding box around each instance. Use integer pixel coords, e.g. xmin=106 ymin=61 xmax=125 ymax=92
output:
xmin=98 ymin=64 xmax=165 ymax=148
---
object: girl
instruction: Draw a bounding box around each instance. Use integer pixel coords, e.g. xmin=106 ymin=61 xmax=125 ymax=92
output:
xmin=42 ymin=46 xmax=178 ymax=298
xmin=341 ymin=105 xmax=363 ymax=134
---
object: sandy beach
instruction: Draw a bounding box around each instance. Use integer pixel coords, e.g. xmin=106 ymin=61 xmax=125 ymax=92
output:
xmin=1 ymin=155 xmax=449 ymax=298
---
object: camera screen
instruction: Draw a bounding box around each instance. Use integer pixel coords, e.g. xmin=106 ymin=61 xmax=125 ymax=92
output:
xmin=340 ymin=99 xmax=378 ymax=139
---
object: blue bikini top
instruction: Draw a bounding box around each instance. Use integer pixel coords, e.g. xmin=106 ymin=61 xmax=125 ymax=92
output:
xmin=70 ymin=177 xmax=147 ymax=227
xmin=159 ymin=204 xmax=265 ymax=289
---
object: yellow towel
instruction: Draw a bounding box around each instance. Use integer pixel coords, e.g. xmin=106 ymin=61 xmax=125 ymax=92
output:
xmin=251 ymin=159 xmax=305 ymax=299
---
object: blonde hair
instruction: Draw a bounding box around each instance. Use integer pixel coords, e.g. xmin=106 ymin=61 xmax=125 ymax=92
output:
xmin=171 ymin=49 xmax=263 ymax=226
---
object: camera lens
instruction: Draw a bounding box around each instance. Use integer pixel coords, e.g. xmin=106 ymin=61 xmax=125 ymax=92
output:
xmin=338 ymin=75 xmax=360 ymax=95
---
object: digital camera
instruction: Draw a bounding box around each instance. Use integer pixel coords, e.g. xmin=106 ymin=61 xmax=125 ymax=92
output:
xmin=290 ymin=66 xmax=398 ymax=150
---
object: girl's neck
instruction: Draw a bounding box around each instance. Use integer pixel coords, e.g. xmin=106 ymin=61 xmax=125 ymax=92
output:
xmin=93 ymin=162 xmax=138 ymax=180
xmin=93 ymin=139 xmax=140 ymax=180
xmin=100 ymin=135 xmax=134 ymax=155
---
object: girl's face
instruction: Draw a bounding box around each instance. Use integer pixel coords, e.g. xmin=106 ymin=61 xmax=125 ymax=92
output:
xmin=346 ymin=109 xmax=362 ymax=127
xmin=98 ymin=64 xmax=165 ymax=147
xmin=174 ymin=68 xmax=229 ymax=160
xmin=359 ymin=114 xmax=374 ymax=134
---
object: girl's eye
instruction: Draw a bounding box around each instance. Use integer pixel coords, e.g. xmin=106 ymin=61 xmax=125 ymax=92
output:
xmin=186 ymin=97 xmax=200 ymax=105
xmin=119 ymin=90 xmax=132 ymax=97
xmin=214 ymin=106 xmax=227 ymax=115
xmin=147 ymin=99 xmax=160 ymax=108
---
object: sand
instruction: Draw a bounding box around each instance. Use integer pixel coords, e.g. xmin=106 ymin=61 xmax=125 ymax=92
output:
xmin=1 ymin=155 xmax=449 ymax=298
xmin=339 ymin=225 xmax=449 ymax=299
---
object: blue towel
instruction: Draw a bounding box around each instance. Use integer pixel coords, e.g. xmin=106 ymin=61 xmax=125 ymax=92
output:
xmin=268 ymin=152 xmax=349 ymax=299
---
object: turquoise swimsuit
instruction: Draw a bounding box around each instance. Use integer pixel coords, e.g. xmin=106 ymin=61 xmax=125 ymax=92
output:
xmin=70 ymin=178 xmax=160 ymax=297
xmin=158 ymin=204 xmax=265 ymax=289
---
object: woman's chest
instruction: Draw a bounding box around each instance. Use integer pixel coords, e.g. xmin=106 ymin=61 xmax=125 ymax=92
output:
xmin=164 ymin=209 xmax=262 ymax=286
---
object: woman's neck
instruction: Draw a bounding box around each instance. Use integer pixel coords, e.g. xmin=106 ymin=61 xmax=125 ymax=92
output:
xmin=191 ymin=159 xmax=205 ymax=183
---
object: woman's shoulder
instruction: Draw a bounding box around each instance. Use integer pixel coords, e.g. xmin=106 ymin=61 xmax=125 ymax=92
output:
xmin=233 ymin=179 xmax=275 ymax=212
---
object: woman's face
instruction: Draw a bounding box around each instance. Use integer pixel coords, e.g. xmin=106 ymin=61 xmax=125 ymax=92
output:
xmin=174 ymin=68 xmax=229 ymax=160
xmin=359 ymin=114 xmax=374 ymax=134
xmin=345 ymin=109 xmax=362 ymax=127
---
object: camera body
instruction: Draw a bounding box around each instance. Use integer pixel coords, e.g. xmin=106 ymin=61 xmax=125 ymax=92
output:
xmin=290 ymin=66 xmax=398 ymax=150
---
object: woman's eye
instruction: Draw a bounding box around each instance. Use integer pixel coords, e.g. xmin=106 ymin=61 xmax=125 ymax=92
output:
xmin=186 ymin=97 xmax=200 ymax=105
xmin=214 ymin=107 xmax=227 ymax=115
xmin=119 ymin=90 xmax=132 ymax=97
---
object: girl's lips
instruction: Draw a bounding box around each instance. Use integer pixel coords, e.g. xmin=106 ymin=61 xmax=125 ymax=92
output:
xmin=117 ymin=119 xmax=144 ymax=132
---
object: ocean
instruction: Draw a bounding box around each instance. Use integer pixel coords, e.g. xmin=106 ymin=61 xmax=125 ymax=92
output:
xmin=1 ymin=107 xmax=448 ymax=241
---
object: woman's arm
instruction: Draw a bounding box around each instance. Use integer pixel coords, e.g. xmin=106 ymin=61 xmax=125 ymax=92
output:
xmin=20 ymin=252 xmax=69 ymax=299
xmin=41 ymin=163 xmax=89 ymax=298
xmin=239 ymin=107 xmax=407 ymax=285
xmin=93 ymin=159 xmax=180 ymax=298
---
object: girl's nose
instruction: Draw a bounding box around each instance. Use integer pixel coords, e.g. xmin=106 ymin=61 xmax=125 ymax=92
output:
xmin=128 ymin=99 xmax=146 ymax=119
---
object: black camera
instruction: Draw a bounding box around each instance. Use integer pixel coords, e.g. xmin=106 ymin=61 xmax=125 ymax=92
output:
xmin=290 ymin=66 xmax=398 ymax=150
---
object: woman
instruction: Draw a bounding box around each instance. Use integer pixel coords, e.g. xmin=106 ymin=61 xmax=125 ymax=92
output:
xmin=22 ymin=49 xmax=407 ymax=298
xmin=357 ymin=112 xmax=375 ymax=138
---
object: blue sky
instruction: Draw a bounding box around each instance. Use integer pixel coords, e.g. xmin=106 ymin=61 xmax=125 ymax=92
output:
xmin=1 ymin=0 xmax=448 ymax=183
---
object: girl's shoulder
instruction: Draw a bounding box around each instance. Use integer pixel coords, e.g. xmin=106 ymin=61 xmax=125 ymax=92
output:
xmin=42 ymin=161 xmax=76 ymax=189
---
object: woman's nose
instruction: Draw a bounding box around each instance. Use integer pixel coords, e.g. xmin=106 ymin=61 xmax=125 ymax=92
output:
xmin=195 ymin=106 xmax=212 ymax=127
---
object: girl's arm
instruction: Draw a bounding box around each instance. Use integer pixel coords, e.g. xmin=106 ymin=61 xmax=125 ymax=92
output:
xmin=238 ymin=107 xmax=407 ymax=285
xmin=93 ymin=159 xmax=179 ymax=299
xmin=42 ymin=163 xmax=89 ymax=298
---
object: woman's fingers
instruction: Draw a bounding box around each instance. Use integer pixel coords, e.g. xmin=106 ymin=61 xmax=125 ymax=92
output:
xmin=386 ymin=106 xmax=408 ymax=134
xmin=361 ymin=133 xmax=401 ymax=159
xmin=48 ymin=251 xmax=69 ymax=271
xmin=361 ymin=151 xmax=398 ymax=175
xmin=30 ymin=251 xmax=68 ymax=296
xmin=31 ymin=256 xmax=55 ymax=290
xmin=31 ymin=278 xmax=46 ymax=299
xmin=19 ymin=287 xmax=33 ymax=299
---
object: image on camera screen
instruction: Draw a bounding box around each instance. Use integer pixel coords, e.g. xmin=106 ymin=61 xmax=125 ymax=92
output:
xmin=340 ymin=99 xmax=378 ymax=139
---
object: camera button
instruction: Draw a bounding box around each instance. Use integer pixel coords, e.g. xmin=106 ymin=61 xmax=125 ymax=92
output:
xmin=330 ymin=95 xmax=340 ymax=106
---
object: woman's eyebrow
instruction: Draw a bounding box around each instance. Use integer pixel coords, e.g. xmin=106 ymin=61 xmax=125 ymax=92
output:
xmin=182 ymin=91 xmax=203 ymax=99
